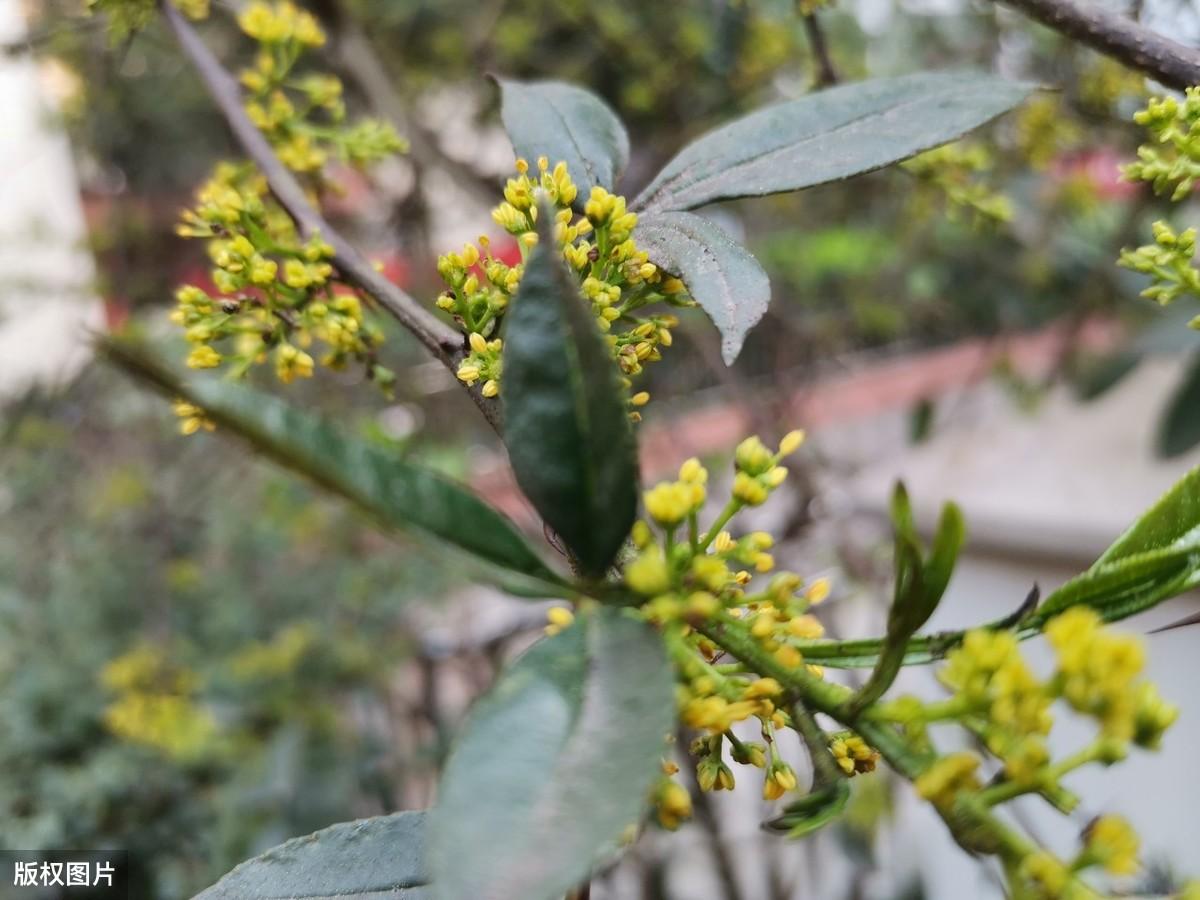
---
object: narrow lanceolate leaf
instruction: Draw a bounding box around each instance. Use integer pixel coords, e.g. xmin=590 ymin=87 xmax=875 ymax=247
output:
xmin=1157 ymin=351 xmax=1200 ymax=458
xmin=1094 ymin=464 xmax=1200 ymax=564
xmin=502 ymin=200 xmax=639 ymax=575
xmin=495 ymin=77 xmax=630 ymax=194
xmin=635 ymin=211 xmax=770 ymax=365
xmin=848 ymin=486 xmax=964 ymax=712
xmin=100 ymin=338 xmax=567 ymax=596
xmin=633 ymin=72 xmax=1037 ymax=213
xmin=430 ymin=607 xmax=673 ymax=900
xmin=193 ymin=811 xmax=429 ymax=899
xmin=1028 ymin=546 xmax=1200 ymax=627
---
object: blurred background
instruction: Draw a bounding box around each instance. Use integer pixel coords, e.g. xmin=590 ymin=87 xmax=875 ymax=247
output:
xmin=2 ymin=0 xmax=1200 ymax=897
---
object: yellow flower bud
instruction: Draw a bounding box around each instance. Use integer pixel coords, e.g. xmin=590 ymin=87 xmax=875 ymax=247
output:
xmin=805 ymin=577 xmax=831 ymax=605
xmin=469 ymin=332 xmax=488 ymax=354
xmin=734 ymin=436 xmax=774 ymax=475
xmin=631 ymin=520 xmax=653 ymax=549
xmin=625 ymin=545 xmax=672 ymax=597
xmin=644 ymin=481 xmax=695 ymax=527
xmin=186 ymin=345 xmax=222 ymax=369
xmin=779 ymin=429 xmax=805 ymax=455
xmin=732 ymin=472 xmax=769 ymax=506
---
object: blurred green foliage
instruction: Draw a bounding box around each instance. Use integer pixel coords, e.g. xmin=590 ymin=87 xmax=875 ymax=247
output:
xmin=0 ymin=369 xmax=456 ymax=898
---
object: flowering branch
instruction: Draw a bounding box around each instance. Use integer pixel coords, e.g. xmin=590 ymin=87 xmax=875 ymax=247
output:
xmin=157 ymin=1 xmax=505 ymax=431
xmin=993 ymin=0 xmax=1200 ymax=91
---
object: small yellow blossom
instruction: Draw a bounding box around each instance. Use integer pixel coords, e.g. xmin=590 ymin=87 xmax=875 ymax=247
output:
xmin=545 ymin=605 xmax=575 ymax=636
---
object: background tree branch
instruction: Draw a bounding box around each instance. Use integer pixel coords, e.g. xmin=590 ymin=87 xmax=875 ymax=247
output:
xmin=994 ymin=0 xmax=1200 ymax=91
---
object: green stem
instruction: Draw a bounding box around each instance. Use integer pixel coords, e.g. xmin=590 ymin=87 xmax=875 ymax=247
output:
xmin=696 ymin=612 xmax=1049 ymax=865
xmin=976 ymin=741 xmax=1106 ymax=808
xmin=789 ymin=700 xmax=845 ymax=787
xmin=698 ymin=500 xmax=742 ymax=553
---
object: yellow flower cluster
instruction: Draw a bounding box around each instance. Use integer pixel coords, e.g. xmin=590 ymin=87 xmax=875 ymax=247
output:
xmin=902 ymin=608 xmax=1181 ymax=897
xmin=1012 ymin=814 xmax=1142 ymax=898
xmin=172 ymin=399 xmax=215 ymax=436
xmin=87 ymin=0 xmax=208 ymax=41
xmin=830 ymin=734 xmax=879 ymax=776
xmin=237 ymin=2 xmax=404 ymax=177
xmin=939 ymin=628 xmax=1053 ymax=781
xmin=238 ymin=0 xmax=324 ymax=47
xmin=625 ymin=431 xmax=866 ymax=808
xmin=1117 ymin=220 xmax=1200 ymax=311
xmin=1125 ymin=88 xmax=1200 ymax=200
xmin=101 ymin=644 xmax=218 ymax=762
xmin=1083 ymin=814 xmax=1139 ymax=877
xmin=173 ymin=166 xmax=389 ymax=389
xmin=169 ymin=5 xmax=406 ymax=392
xmin=1013 ymin=95 xmax=1081 ymax=170
xmin=437 ymin=157 xmax=691 ymax=409
xmin=914 ymin=751 xmax=981 ymax=808
xmin=652 ymin=774 xmax=693 ymax=830
xmin=1045 ymin=606 xmax=1176 ymax=744
xmin=902 ymin=142 xmax=1013 ymax=226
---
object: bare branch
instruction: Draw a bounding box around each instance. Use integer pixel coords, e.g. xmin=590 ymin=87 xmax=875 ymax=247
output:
xmin=158 ymin=2 xmax=505 ymax=431
xmin=993 ymin=0 xmax=1200 ymax=91
xmin=801 ymin=11 xmax=839 ymax=88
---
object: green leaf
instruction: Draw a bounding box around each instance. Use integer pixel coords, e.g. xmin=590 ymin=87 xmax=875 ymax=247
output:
xmin=430 ymin=607 xmax=673 ymax=900
xmin=1029 ymin=544 xmax=1200 ymax=627
xmin=633 ymin=72 xmax=1037 ymax=213
xmin=193 ymin=811 xmax=429 ymax=899
xmin=502 ymin=199 xmax=639 ymax=576
xmin=765 ymin=781 xmax=850 ymax=839
xmin=1094 ymin=464 xmax=1200 ymax=564
xmin=923 ymin=501 xmax=966 ymax=612
xmin=100 ymin=338 xmax=567 ymax=596
xmin=495 ymin=77 xmax=630 ymax=195
xmin=1158 ymin=350 xmax=1200 ymax=458
xmin=635 ymin=211 xmax=770 ymax=364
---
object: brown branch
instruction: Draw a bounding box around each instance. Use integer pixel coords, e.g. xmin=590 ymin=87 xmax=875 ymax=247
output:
xmin=993 ymin=0 xmax=1200 ymax=91
xmin=801 ymin=11 xmax=839 ymax=88
xmin=158 ymin=2 xmax=504 ymax=432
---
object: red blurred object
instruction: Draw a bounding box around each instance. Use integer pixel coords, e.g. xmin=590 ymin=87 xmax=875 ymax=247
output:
xmin=1051 ymin=148 xmax=1139 ymax=200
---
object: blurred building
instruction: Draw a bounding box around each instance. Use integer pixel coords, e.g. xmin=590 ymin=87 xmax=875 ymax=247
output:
xmin=0 ymin=0 xmax=101 ymax=399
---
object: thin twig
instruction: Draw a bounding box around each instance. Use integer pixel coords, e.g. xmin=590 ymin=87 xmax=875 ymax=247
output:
xmin=801 ymin=11 xmax=839 ymax=88
xmin=157 ymin=2 xmax=505 ymax=432
xmin=993 ymin=0 xmax=1200 ymax=91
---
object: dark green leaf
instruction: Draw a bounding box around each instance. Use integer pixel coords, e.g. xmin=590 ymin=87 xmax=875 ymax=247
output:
xmin=1158 ymin=351 xmax=1200 ymax=458
xmin=100 ymin=338 xmax=567 ymax=596
xmin=635 ymin=211 xmax=770 ymax=364
xmin=889 ymin=482 xmax=918 ymax=548
xmin=634 ymin=72 xmax=1037 ymax=213
xmin=430 ymin=607 xmax=673 ymax=900
xmin=193 ymin=811 xmax=429 ymax=899
xmin=1070 ymin=350 xmax=1142 ymax=403
xmin=502 ymin=200 xmax=639 ymax=575
xmin=1094 ymin=464 xmax=1200 ymax=564
xmin=495 ymin=77 xmax=630 ymax=195
xmin=765 ymin=781 xmax=851 ymax=839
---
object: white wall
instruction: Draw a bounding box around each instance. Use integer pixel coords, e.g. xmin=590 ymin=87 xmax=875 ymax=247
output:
xmin=0 ymin=0 xmax=102 ymax=399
